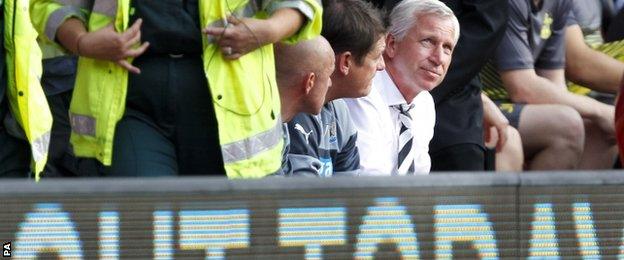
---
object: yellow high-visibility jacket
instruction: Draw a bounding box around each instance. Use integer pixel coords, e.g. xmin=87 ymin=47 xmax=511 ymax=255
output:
xmin=4 ymin=0 xmax=52 ymax=180
xmin=30 ymin=0 xmax=322 ymax=178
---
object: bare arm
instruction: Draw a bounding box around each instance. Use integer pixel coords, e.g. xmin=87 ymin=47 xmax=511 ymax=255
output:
xmin=482 ymin=93 xmax=508 ymax=151
xmin=565 ymin=25 xmax=624 ymax=94
xmin=265 ymin=8 xmax=306 ymax=43
xmin=536 ymin=69 xmax=567 ymax=91
xmin=55 ymin=17 xmax=87 ymax=55
xmin=204 ymin=8 xmax=305 ymax=59
xmin=501 ymin=69 xmax=614 ymax=135
xmin=502 ymin=69 xmax=607 ymax=118
xmin=55 ymin=18 xmax=149 ymax=73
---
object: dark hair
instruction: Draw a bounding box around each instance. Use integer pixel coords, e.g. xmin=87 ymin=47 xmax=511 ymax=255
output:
xmin=322 ymin=0 xmax=386 ymax=65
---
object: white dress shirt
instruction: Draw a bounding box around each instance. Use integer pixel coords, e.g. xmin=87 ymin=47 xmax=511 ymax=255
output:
xmin=344 ymin=70 xmax=435 ymax=175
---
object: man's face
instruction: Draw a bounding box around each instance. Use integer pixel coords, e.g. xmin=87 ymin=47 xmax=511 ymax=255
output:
xmin=387 ymin=13 xmax=456 ymax=92
xmin=346 ymin=36 xmax=386 ymax=98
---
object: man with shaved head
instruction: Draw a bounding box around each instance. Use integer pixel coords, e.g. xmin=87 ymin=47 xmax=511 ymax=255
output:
xmin=276 ymin=36 xmax=335 ymax=121
xmin=286 ymin=0 xmax=386 ymax=177
xmin=274 ymin=36 xmax=335 ymax=175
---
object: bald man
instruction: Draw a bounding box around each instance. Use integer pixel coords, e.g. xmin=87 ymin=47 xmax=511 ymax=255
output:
xmin=276 ymin=37 xmax=335 ymax=122
xmin=274 ymin=36 xmax=335 ymax=175
xmin=286 ymin=0 xmax=386 ymax=177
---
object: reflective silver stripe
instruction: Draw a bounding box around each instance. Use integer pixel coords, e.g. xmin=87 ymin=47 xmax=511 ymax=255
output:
xmin=206 ymin=19 xmax=225 ymax=31
xmin=45 ymin=5 xmax=85 ymax=42
xmin=266 ymin=0 xmax=315 ymax=20
xmin=206 ymin=1 xmax=259 ymax=44
xmin=240 ymin=0 xmax=258 ymax=17
xmin=57 ymin=0 xmax=91 ymax=9
xmin=70 ymin=113 xmax=96 ymax=136
xmin=221 ymin=120 xmax=283 ymax=164
xmin=31 ymin=131 xmax=51 ymax=163
xmin=92 ymin=0 xmax=117 ymax=17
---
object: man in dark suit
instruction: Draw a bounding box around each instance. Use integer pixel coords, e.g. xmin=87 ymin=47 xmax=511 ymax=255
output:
xmin=429 ymin=0 xmax=509 ymax=171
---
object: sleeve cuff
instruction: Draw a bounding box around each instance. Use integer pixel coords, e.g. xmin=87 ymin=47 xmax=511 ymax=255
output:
xmin=534 ymin=62 xmax=565 ymax=70
xmin=494 ymin=58 xmax=535 ymax=71
xmin=266 ymin=0 xmax=316 ymax=21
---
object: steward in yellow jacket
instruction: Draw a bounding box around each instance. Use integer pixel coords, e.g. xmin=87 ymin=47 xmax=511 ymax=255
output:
xmin=0 ymin=0 xmax=52 ymax=180
xmin=30 ymin=0 xmax=321 ymax=178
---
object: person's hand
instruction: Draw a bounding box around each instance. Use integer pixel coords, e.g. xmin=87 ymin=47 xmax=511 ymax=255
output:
xmin=78 ymin=19 xmax=150 ymax=73
xmin=482 ymin=94 xmax=509 ymax=152
xmin=203 ymin=16 xmax=274 ymax=60
xmin=592 ymin=103 xmax=616 ymax=139
xmin=484 ymin=117 xmax=509 ymax=152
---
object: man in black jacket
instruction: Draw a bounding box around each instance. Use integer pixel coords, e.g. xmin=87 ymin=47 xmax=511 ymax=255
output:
xmin=429 ymin=0 xmax=509 ymax=171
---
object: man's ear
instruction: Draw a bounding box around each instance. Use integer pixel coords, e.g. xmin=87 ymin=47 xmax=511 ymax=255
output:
xmin=337 ymin=51 xmax=352 ymax=75
xmin=385 ymin=34 xmax=397 ymax=59
xmin=304 ymin=72 xmax=316 ymax=95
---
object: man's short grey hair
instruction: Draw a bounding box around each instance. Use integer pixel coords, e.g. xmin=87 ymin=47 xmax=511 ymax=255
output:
xmin=388 ymin=0 xmax=460 ymax=43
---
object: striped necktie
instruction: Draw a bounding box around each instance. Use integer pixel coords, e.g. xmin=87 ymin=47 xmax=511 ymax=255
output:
xmin=392 ymin=103 xmax=415 ymax=175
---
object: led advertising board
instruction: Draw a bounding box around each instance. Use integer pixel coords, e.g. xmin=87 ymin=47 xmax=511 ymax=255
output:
xmin=1 ymin=173 xmax=624 ymax=259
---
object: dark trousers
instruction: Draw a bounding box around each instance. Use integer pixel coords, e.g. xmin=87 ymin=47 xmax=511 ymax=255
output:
xmin=43 ymin=91 xmax=73 ymax=176
xmin=43 ymin=90 xmax=103 ymax=177
xmin=108 ymin=55 xmax=225 ymax=176
xmin=43 ymin=90 xmax=77 ymax=177
xmin=430 ymin=143 xmax=486 ymax=172
xmin=0 ymin=101 xmax=30 ymax=178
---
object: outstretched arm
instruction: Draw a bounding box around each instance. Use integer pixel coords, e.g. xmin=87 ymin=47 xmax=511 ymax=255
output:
xmin=56 ymin=18 xmax=149 ymax=74
xmin=482 ymin=93 xmax=508 ymax=152
xmin=203 ymin=8 xmax=305 ymax=60
xmin=31 ymin=0 xmax=149 ymax=73
xmin=204 ymin=0 xmax=323 ymax=60
xmin=501 ymin=68 xmax=614 ymax=137
xmin=565 ymin=24 xmax=624 ymax=94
